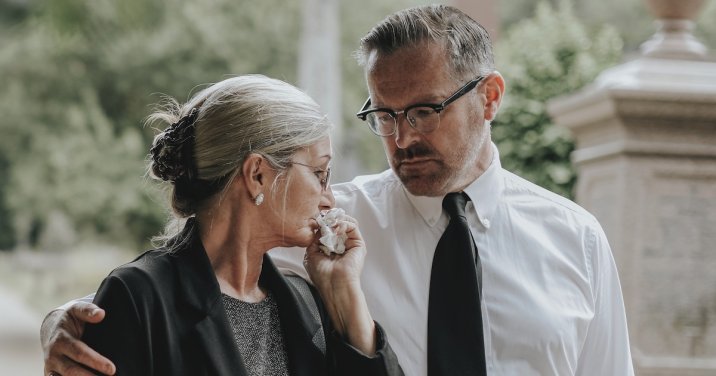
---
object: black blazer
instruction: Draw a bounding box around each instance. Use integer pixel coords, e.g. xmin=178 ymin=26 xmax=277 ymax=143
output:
xmin=82 ymin=220 xmax=403 ymax=376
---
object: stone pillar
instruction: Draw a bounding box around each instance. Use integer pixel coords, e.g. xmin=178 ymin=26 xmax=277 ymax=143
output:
xmin=548 ymin=1 xmax=716 ymax=375
xmin=298 ymin=0 xmax=359 ymax=182
xmin=298 ymin=0 xmax=340 ymax=127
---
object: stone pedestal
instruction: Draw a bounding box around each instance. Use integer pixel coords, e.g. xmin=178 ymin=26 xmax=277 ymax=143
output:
xmin=640 ymin=0 xmax=708 ymax=59
xmin=548 ymin=53 xmax=716 ymax=374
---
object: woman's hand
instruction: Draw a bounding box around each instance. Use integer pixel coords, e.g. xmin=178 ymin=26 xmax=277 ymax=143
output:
xmin=304 ymin=214 xmax=365 ymax=292
xmin=304 ymin=213 xmax=376 ymax=355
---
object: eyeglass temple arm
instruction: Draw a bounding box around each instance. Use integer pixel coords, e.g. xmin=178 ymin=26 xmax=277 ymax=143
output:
xmin=356 ymin=97 xmax=373 ymax=120
xmin=438 ymin=76 xmax=484 ymax=111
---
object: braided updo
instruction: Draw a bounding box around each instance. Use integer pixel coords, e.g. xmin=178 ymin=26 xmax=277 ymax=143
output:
xmin=146 ymin=75 xmax=332 ymax=230
xmin=149 ymin=107 xmax=200 ymax=184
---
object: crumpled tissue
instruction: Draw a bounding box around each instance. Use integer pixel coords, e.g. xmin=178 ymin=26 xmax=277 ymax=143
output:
xmin=315 ymin=208 xmax=347 ymax=256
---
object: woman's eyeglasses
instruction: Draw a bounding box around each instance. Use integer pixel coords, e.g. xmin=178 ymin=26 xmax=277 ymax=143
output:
xmin=291 ymin=162 xmax=331 ymax=191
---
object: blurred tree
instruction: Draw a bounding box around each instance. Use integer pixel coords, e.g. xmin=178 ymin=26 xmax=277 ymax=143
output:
xmin=0 ymin=0 xmax=32 ymax=27
xmin=693 ymin=0 xmax=716 ymax=49
xmin=493 ymin=0 xmax=623 ymax=198
xmin=0 ymin=152 xmax=15 ymax=250
xmin=500 ymin=0 xmax=716 ymax=54
xmin=0 ymin=0 xmax=35 ymax=250
xmin=0 ymin=0 xmax=301 ymax=250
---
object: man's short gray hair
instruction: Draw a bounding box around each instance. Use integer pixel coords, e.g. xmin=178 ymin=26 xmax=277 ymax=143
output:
xmin=355 ymin=4 xmax=494 ymax=81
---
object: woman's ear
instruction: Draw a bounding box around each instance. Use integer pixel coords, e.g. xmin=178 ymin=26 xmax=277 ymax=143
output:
xmin=482 ymin=71 xmax=505 ymax=121
xmin=241 ymin=153 xmax=267 ymax=200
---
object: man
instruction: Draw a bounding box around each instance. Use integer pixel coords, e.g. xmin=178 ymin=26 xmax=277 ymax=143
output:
xmin=42 ymin=5 xmax=634 ymax=376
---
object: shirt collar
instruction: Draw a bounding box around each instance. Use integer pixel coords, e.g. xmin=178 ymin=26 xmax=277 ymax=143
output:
xmin=404 ymin=143 xmax=504 ymax=228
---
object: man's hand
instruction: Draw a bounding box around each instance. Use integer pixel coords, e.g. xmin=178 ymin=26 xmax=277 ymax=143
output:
xmin=41 ymin=301 xmax=116 ymax=376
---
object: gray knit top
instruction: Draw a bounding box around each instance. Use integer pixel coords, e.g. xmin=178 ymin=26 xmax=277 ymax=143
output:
xmin=221 ymin=291 xmax=290 ymax=376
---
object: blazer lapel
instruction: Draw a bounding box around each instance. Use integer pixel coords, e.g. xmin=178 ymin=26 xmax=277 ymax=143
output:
xmin=193 ymin=311 xmax=248 ymax=376
xmin=174 ymin=220 xmax=248 ymax=376
xmin=262 ymin=255 xmax=327 ymax=376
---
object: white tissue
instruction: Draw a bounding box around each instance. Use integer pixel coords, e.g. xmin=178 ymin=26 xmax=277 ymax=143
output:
xmin=315 ymin=208 xmax=347 ymax=256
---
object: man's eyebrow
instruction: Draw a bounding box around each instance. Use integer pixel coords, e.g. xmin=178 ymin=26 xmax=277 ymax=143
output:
xmin=373 ymin=95 xmax=445 ymax=109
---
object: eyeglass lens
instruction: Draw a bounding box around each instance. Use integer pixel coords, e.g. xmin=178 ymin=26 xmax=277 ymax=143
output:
xmin=366 ymin=107 xmax=440 ymax=136
xmin=292 ymin=162 xmax=331 ymax=191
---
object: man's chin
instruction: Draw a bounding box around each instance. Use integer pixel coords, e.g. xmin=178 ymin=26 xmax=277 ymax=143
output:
xmin=397 ymin=174 xmax=446 ymax=197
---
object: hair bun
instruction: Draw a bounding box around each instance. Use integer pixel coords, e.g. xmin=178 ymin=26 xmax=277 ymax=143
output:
xmin=150 ymin=108 xmax=200 ymax=182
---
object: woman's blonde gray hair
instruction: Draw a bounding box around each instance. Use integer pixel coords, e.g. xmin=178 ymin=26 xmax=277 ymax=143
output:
xmin=146 ymin=74 xmax=331 ymax=246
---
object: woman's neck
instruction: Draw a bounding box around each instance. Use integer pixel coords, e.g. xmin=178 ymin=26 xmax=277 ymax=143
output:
xmin=197 ymin=207 xmax=272 ymax=303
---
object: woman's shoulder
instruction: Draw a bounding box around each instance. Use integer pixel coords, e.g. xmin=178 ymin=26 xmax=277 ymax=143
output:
xmin=101 ymin=249 xmax=181 ymax=295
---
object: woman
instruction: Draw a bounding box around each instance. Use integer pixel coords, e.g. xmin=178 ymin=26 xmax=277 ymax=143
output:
xmin=80 ymin=75 xmax=403 ymax=375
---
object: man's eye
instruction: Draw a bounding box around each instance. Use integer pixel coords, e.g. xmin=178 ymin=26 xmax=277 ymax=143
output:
xmin=377 ymin=112 xmax=393 ymax=123
xmin=411 ymin=107 xmax=436 ymax=118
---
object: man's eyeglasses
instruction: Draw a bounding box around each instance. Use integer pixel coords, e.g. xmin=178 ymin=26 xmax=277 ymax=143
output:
xmin=291 ymin=162 xmax=331 ymax=191
xmin=356 ymin=76 xmax=485 ymax=137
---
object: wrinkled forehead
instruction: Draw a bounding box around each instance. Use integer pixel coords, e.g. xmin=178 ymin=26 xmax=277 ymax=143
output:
xmin=365 ymin=40 xmax=450 ymax=75
xmin=365 ymin=43 xmax=456 ymax=107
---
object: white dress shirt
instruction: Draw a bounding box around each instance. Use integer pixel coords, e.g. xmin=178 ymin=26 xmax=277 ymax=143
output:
xmin=270 ymin=144 xmax=634 ymax=376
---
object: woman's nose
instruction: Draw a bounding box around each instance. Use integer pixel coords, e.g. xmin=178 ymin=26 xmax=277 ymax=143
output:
xmin=319 ymin=185 xmax=335 ymax=210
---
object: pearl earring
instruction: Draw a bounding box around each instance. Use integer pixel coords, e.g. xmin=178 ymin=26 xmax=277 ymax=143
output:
xmin=254 ymin=193 xmax=264 ymax=206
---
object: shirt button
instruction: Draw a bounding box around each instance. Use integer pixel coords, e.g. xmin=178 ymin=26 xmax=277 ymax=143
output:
xmin=482 ymin=218 xmax=491 ymax=228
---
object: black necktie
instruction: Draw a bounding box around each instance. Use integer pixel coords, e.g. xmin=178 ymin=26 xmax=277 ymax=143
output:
xmin=428 ymin=192 xmax=486 ymax=375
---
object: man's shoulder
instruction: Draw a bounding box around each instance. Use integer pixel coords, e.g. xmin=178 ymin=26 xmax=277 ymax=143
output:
xmin=500 ymin=168 xmax=597 ymax=224
xmin=332 ymin=169 xmax=403 ymax=204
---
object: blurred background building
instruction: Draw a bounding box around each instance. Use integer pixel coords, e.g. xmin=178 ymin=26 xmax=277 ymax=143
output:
xmin=550 ymin=1 xmax=716 ymax=374
xmin=0 ymin=0 xmax=714 ymax=374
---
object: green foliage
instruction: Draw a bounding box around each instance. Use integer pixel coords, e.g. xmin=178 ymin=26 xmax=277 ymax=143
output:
xmin=0 ymin=152 xmax=15 ymax=250
xmin=493 ymin=0 xmax=623 ymax=198
xmin=695 ymin=1 xmax=716 ymax=49
xmin=0 ymin=0 xmax=301 ymax=250
xmin=501 ymin=0 xmax=716 ymax=57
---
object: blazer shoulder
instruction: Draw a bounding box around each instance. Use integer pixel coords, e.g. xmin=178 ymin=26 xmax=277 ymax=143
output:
xmin=103 ymin=249 xmax=180 ymax=296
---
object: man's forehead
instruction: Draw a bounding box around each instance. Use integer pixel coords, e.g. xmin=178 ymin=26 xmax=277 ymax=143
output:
xmin=366 ymin=55 xmax=453 ymax=106
xmin=365 ymin=41 xmax=446 ymax=69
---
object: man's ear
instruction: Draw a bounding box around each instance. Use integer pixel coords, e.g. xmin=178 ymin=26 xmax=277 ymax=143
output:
xmin=241 ymin=153 xmax=267 ymax=199
xmin=483 ymin=71 xmax=505 ymax=121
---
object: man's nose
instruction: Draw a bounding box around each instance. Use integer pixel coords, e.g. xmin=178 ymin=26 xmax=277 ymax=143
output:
xmin=394 ymin=115 xmax=421 ymax=149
